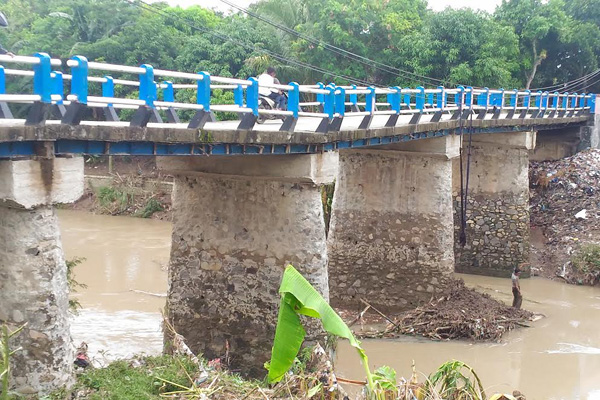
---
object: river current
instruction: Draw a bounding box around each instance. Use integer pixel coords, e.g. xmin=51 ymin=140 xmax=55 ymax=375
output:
xmin=58 ymin=210 xmax=600 ymax=399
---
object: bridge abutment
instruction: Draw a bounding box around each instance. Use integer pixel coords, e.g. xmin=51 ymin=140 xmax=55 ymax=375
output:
xmin=327 ymin=136 xmax=459 ymax=312
xmin=159 ymin=154 xmax=335 ymax=376
xmin=0 ymin=156 xmax=83 ymax=394
xmin=454 ymin=131 xmax=535 ymax=277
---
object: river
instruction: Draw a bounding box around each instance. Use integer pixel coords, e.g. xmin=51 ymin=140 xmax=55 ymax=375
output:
xmin=58 ymin=209 xmax=600 ymax=398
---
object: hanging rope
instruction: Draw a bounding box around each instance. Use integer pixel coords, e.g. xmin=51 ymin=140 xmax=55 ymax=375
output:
xmin=459 ymin=98 xmax=475 ymax=247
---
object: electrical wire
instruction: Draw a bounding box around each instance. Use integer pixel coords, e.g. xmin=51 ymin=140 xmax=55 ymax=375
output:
xmin=531 ymin=68 xmax=600 ymax=91
xmin=128 ymin=0 xmax=381 ymax=87
xmin=217 ymin=0 xmax=452 ymax=87
xmin=561 ymin=73 xmax=600 ymax=93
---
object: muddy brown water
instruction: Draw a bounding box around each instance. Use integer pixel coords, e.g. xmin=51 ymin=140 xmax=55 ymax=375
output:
xmin=58 ymin=210 xmax=600 ymax=398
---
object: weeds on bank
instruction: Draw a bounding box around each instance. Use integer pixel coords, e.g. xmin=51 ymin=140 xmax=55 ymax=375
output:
xmin=571 ymin=243 xmax=600 ymax=285
xmin=1 ymin=324 xmax=25 ymax=400
xmin=94 ymin=176 xmax=166 ymax=219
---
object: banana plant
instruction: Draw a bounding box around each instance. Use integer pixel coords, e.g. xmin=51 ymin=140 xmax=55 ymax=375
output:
xmin=267 ymin=265 xmax=376 ymax=393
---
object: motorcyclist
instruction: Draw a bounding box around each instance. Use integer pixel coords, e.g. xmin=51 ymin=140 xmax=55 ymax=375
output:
xmin=0 ymin=12 xmax=15 ymax=57
xmin=257 ymin=67 xmax=287 ymax=110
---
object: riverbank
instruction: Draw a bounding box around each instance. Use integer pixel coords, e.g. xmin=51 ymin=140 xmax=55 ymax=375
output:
xmin=530 ymin=149 xmax=600 ymax=285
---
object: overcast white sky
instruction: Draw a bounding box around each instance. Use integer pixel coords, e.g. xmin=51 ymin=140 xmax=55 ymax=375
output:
xmin=159 ymin=0 xmax=504 ymax=14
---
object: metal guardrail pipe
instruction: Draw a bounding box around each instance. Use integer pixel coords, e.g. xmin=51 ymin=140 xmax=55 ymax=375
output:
xmin=0 ymin=54 xmax=62 ymax=66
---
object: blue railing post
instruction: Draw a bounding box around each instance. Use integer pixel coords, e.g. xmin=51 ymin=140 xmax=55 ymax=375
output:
xmin=0 ymin=66 xmax=11 ymax=119
xmin=509 ymin=89 xmax=518 ymax=108
xmin=366 ymin=86 xmax=376 ymax=114
xmin=349 ymin=84 xmax=358 ymax=110
xmin=552 ymin=91 xmax=559 ymax=110
xmin=246 ymin=77 xmax=259 ymax=117
xmin=60 ymin=55 xmax=88 ymax=125
xmin=591 ymin=95 xmax=596 ymax=114
xmin=196 ymin=71 xmax=210 ymax=112
xmin=561 ymin=92 xmax=569 ymax=111
xmin=234 ymin=84 xmax=244 ymax=107
xmin=324 ymin=85 xmax=335 ymax=119
xmin=288 ymin=82 xmax=299 ymax=119
xmin=523 ymin=90 xmax=531 ymax=109
xmin=161 ymin=81 xmax=180 ymax=124
xmin=27 ymin=52 xmax=54 ymax=125
xmin=316 ymin=82 xmax=325 ymax=110
xmin=466 ymin=86 xmax=473 ymax=109
xmin=571 ymin=93 xmax=578 ymax=110
xmin=52 ymin=71 xmax=64 ymax=105
xmin=139 ymin=64 xmax=156 ymax=108
xmin=334 ymin=86 xmax=345 ymax=117
xmin=102 ymin=76 xmax=115 ymax=107
xmin=70 ymin=55 xmax=88 ymax=105
xmin=33 ymin=52 xmax=52 ymax=104
xmin=390 ymin=87 xmax=401 ymax=114
xmin=455 ymin=85 xmax=465 ymax=107
xmin=436 ymin=86 xmax=445 ymax=110
xmin=427 ymin=91 xmax=434 ymax=107
xmin=0 ymin=66 xmax=5 ymax=95
xmin=416 ymin=86 xmax=425 ymax=112
xmin=402 ymin=89 xmax=410 ymax=108
xmin=162 ymin=81 xmax=174 ymax=102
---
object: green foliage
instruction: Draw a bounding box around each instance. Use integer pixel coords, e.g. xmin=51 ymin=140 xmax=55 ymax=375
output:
xmin=320 ymin=182 xmax=335 ymax=236
xmin=0 ymin=0 xmax=598 ymax=94
xmin=267 ymin=265 xmax=375 ymax=393
xmin=96 ymin=185 xmax=134 ymax=215
xmin=571 ymin=243 xmax=600 ymax=285
xmin=67 ymin=355 xmax=197 ymax=399
xmin=66 ymin=257 xmax=87 ymax=314
xmin=425 ymin=360 xmax=486 ymax=400
xmin=1 ymin=324 xmax=25 ymax=400
xmin=136 ymin=198 xmax=164 ymax=219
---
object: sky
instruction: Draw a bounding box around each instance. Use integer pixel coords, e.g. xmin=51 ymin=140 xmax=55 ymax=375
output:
xmin=159 ymin=0 xmax=504 ymax=14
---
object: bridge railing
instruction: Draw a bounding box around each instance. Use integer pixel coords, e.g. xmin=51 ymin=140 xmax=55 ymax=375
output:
xmin=0 ymin=53 xmax=596 ymax=133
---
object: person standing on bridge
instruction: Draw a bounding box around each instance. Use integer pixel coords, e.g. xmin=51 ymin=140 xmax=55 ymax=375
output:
xmin=0 ymin=12 xmax=15 ymax=57
xmin=258 ymin=67 xmax=287 ymax=110
xmin=511 ymin=267 xmax=523 ymax=309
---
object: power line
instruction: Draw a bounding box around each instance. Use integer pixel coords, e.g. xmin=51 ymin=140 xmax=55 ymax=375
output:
xmin=217 ymin=0 xmax=452 ymax=87
xmin=531 ymin=68 xmax=600 ymax=91
xmin=562 ymin=73 xmax=600 ymax=93
xmin=128 ymin=0 xmax=379 ymax=87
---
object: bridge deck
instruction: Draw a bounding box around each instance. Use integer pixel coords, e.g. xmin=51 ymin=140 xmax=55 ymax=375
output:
xmin=0 ymin=112 xmax=590 ymax=157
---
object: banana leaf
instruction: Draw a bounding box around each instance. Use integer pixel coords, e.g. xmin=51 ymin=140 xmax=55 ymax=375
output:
xmin=267 ymin=265 xmax=372 ymax=388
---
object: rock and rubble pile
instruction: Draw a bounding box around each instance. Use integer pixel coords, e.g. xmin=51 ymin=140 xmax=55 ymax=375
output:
xmin=529 ymin=149 xmax=600 ymax=279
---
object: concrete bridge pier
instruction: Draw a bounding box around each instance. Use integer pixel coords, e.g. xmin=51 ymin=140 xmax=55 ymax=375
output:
xmin=0 ymin=154 xmax=84 ymax=394
xmin=454 ymin=131 xmax=536 ymax=276
xmin=158 ymin=154 xmax=336 ymax=377
xmin=327 ymin=136 xmax=460 ymax=312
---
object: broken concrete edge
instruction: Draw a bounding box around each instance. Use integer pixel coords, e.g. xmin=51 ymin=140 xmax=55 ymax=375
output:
xmin=0 ymin=157 xmax=84 ymax=209
xmin=0 ymin=115 xmax=591 ymax=147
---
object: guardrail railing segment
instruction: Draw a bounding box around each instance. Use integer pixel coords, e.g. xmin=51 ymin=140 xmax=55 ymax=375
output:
xmin=0 ymin=53 xmax=596 ymax=133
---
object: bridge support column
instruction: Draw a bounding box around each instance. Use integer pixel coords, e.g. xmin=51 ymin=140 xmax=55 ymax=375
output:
xmin=454 ymin=131 xmax=535 ymax=276
xmin=328 ymin=136 xmax=459 ymax=311
xmin=159 ymin=154 xmax=336 ymax=377
xmin=0 ymin=156 xmax=84 ymax=394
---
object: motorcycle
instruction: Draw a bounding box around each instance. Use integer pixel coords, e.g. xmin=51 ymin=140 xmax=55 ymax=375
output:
xmin=257 ymin=92 xmax=288 ymax=124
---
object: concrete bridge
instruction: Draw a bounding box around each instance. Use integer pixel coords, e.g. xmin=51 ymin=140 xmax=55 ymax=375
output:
xmin=0 ymin=53 xmax=598 ymax=392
